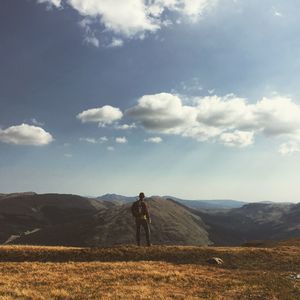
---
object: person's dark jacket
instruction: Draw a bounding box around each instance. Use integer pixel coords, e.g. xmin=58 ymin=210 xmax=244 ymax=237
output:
xmin=131 ymin=200 xmax=150 ymax=220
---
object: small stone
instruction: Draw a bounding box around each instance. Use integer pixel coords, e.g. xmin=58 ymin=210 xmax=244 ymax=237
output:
xmin=207 ymin=257 xmax=224 ymax=265
xmin=287 ymin=274 xmax=300 ymax=280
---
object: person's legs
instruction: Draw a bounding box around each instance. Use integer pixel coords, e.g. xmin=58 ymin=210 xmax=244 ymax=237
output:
xmin=135 ymin=219 xmax=141 ymax=246
xmin=141 ymin=219 xmax=151 ymax=246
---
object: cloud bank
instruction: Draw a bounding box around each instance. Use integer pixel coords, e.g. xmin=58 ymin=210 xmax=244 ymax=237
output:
xmin=0 ymin=124 xmax=54 ymax=146
xmin=126 ymin=92 xmax=300 ymax=152
xmin=76 ymin=92 xmax=300 ymax=154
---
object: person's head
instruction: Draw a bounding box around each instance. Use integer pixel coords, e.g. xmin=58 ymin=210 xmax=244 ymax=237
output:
xmin=139 ymin=192 xmax=145 ymax=200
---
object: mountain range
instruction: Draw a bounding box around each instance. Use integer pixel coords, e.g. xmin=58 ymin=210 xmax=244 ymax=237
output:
xmin=0 ymin=192 xmax=299 ymax=247
xmin=97 ymin=193 xmax=247 ymax=211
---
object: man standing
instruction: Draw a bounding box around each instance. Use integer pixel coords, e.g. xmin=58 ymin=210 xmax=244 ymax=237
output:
xmin=131 ymin=192 xmax=151 ymax=246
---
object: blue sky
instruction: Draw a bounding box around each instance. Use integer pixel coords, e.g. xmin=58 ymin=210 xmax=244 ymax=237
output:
xmin=1 ymin=0 xmax=300 ymax=201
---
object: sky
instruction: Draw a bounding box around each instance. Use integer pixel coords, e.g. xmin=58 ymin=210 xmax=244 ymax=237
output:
xmin=1 ymin=0 xmax=300 ymax=201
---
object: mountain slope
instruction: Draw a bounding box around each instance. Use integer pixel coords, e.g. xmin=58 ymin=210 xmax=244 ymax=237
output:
xmin=0 ymin=193 xmax=110 ymax=244
xmin=165 ymin=196 xmax=247 ymax=211
xmin=8 ymin=197 xmax=212 ymax=247
xmin=196 ymin=202 xmax=300 ymax=245
xmin=96 ymin=193 xmax=136 ymax=205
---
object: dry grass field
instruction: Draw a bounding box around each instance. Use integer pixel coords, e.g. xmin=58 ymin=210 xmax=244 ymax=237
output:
xmin=0 ymin=244 xmax=299 ymax=299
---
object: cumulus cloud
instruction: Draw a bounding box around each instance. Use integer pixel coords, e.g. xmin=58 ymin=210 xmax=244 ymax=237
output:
xmin=125 ymin=92 xmax=300 ymax=151
xmin=76 ymin=92 xmax=300 ymax=152
xmin=126 ymin=93 xmax=195 ymax=132
xmin=38 ymin=0 xmax=62 ymax=8
xmin=278 ymin=142 xmax=300 ymax=156
xmin=181 ymin=0 xmax=218 ymax=20
xmin=38 ymin=0 xmax=219 ymax=46
xmin=196 ymin=95 xmax=252 ymax=128
xmin=108 ymin=38 xmax=124 ymax=48
xmin=251 ymin=97 xmax=300 ymax=137
xmin=114 ymin=123 xmax=136 ymax=130
xmin=219 ymin=131 xmax=254 ymax=148
xmin=107 ymin=146 xmax=115 ymax=151
xmin=115 ymin=137 xmax=127 ymax=144
xmin=84 ymin=35 xmax=100 ymax=47
xmin=68 ymin=0 xmax=159 ymax=37
xmin=79 ymin=18 xmax=100 ymax=47
xmin=144 ymin=137 xmax=163 ymax=143
xmin=0 ymin=124 xmax=54 ymax=146
xmin=77 ymin=105 xmax=123 ymax=126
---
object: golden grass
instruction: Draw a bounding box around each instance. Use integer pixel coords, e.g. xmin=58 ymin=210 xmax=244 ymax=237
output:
xmin=0 ymin=245 xmax=299 ymax=299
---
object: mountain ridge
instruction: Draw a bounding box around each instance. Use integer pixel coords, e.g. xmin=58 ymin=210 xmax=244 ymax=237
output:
xmin=1 ymin=192 xmax=299 ymax=247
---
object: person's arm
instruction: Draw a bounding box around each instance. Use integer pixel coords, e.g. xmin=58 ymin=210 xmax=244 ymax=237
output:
xmin=131 ymin=202 xmax=136 ymax=217
xmin=144 ymin=202 xmax=151 ymax=223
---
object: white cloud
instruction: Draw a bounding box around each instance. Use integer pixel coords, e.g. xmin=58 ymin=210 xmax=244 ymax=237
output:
xmin=278 ymin=142 xmax=300 ymax=156
xmin=144 ymin=136 xmax=163 ymax=143
xmin=79 ymin=137 xmax=97 ymax=144
xmin=273 ymin=11 xmax=283 ymax=17
xmin=0 ymin=124 xmax=54 ymax=146
xmin=107 ymin=146 xmax=115 ymax=151
xmin=219 ymin=131 xmax=254 ymax=148
xmin=79 ymin=18 xmax=100 ymax=47
xmin=68 ymin=0 xmax=160 ymax=37
xmin=181 ymin=0 xmax=218 ymax=20
xmin=80 ymin=136 xmax=108 ymax=144
xmin=114 ymin=123 xmax=136 ymax=130
xmin=196 ymin=95 xmax=252 ymax=129
xmin=251 ymin=97 xmax=300 ymax=137
xmin=77 ymin=105 xmax=123 ymax=126
xmin=126 ymin=93 xmax=195 ymax=132
xmin=272 ymin=7 xmax=283 ymax=17
xmin=115 ymin=137 xmax=127 ymax=144
xmin=38 ymin=0 xmax=219 ymax=46
xmin=126 ymin=92 xmax=300 ymax=151
xmin=99 ymin=136 xmax=109 ymax=143
xmin=38 ymin=0 xmax=62 ymax=8
xmin=30 ymin=118 xmax=44 ymax=126
xmin=108 ymin=38 xmax=124 ymax=48
xmin=84 ymin=35 xmax=100 ymax=47
xmin=64 ymin=153 xmax=73 ymax=158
